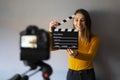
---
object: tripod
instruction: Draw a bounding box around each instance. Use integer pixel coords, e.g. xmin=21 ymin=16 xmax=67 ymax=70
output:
xmin=9 ymin=61 xmax=52 ymax=80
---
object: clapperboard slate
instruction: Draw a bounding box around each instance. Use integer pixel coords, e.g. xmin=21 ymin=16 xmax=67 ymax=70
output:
xmin=52 ymin=28 xmax=78 ymax=49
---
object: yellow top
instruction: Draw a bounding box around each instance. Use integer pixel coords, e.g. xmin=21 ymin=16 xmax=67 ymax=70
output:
xmin=69 ymin=36 xmax=99 ymax=70
xmin=49 ymin=32 xmax=99 ymax=71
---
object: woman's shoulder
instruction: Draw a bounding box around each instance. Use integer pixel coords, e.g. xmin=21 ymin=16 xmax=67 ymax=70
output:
xmin=91 ymin=35 xmax=100 ymax=42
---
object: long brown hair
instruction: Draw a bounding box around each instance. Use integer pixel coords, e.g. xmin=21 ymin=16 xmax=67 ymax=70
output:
xmin=74 ymin=9 xmax=92 ymax=42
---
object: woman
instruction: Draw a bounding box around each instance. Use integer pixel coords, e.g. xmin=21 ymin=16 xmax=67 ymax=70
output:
xmin=49 ymin=9 xmax=99 ymax=80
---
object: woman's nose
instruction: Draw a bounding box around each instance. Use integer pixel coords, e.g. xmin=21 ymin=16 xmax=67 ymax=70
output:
xmin=77 ymin=21 xmax=81 ymax=26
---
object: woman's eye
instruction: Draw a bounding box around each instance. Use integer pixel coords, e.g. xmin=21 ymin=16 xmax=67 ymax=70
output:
xmin=80 ymin=19 xmax=86 ymax=22
xmin=74 ymin=18 xmax=85 ymax=22
xmin=75 ymin=19 xmax=78 ymax=22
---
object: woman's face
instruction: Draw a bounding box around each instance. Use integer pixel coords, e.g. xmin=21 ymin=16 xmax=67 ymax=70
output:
xmin=73 ymin=13 xmax=86 ymax=32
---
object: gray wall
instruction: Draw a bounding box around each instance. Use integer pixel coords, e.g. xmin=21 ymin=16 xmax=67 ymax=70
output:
xmin=0 ymin=0 xmax=120 ymax=80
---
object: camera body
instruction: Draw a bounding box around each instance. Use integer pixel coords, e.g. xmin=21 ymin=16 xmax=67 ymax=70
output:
xmin=20 ymin=25 xmax=50 ymax=63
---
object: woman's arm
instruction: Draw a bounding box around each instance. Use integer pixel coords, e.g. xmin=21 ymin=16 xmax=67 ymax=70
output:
xmin=76 ymin=37 xmax=100 ymax=61
xmin=67 ymin=37 xmax=99 ymax=61
xmin=49 ymin=20 xmax=59 ymax=51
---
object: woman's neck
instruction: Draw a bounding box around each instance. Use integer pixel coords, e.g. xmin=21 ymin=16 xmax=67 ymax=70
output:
xmin=79 ymin=31 xmax=85 ymax=40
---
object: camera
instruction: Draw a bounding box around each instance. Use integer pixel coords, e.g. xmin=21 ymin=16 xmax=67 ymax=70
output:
xmin=20 ymin=25 xmax=50 ymax=63
xmin=9 ymin=25 xmax=52 ymax=80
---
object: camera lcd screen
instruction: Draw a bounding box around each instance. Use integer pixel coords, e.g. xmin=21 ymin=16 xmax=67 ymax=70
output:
xmin=21 ymin=35 xmax=37 ymax=48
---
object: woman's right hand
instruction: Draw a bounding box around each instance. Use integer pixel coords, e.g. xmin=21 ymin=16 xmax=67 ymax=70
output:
xmin=49 ymin=20 xmax=59 ymax=32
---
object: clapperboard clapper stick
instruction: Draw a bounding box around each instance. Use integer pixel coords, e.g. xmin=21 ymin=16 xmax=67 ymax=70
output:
xmin=51 ymin=15 xmax=78 ymax=49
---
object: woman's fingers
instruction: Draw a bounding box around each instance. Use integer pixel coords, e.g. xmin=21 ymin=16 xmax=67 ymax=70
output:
xmin=50 ymin=20 xmax=59 ymax=27
xmin=66 ymin=49 xmax=74 ymax=57
xmin=66 ymin=49 xmax=78 ymax=57
xmin=49 ymin=20 xmax=59 ymax=32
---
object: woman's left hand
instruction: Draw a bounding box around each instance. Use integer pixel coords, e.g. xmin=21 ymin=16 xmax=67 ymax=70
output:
xmin=66 ymin=48 xmax=78 ymax=57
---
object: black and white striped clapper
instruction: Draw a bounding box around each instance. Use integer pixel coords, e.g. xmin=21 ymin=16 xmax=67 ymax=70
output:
xmin=52 ymin=28 xmax=78 ymax=49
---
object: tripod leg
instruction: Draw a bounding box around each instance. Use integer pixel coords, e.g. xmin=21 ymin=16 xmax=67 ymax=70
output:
xmin=9 ymin=74 xmax=21 ymax=80
xmin=43 ymin=78 xmax=50 ymax=80
xmin=21 ymin=75 xmax=29 ymax=80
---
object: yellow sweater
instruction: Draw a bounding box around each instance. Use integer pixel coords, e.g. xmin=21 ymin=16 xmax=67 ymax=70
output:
xmin=69 ymin=36 xmax=99 ymax=70
xmin=49 ymin=32 xmax=99 ymax=71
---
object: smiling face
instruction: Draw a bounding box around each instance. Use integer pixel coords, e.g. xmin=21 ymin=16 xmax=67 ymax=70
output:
xmin=73 ymin=13 xmax=86 ymax=32
xmin=73 ymin=9 xmax=92 ymax=42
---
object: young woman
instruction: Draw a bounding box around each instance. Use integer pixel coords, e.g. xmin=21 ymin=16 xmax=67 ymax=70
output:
xmin=49 ymin=9 xmax=99 ymax=80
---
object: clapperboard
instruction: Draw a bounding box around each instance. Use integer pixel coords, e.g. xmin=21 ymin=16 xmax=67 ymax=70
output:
xmin=52 ymin=28 xmax=78 ymax=49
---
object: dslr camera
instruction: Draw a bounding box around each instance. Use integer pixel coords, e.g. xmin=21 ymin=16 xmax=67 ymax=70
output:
xmin=20 ymin=25 xmax=50 ymax=63
xmin=9 ymin=25 xmax=52 ymax=80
